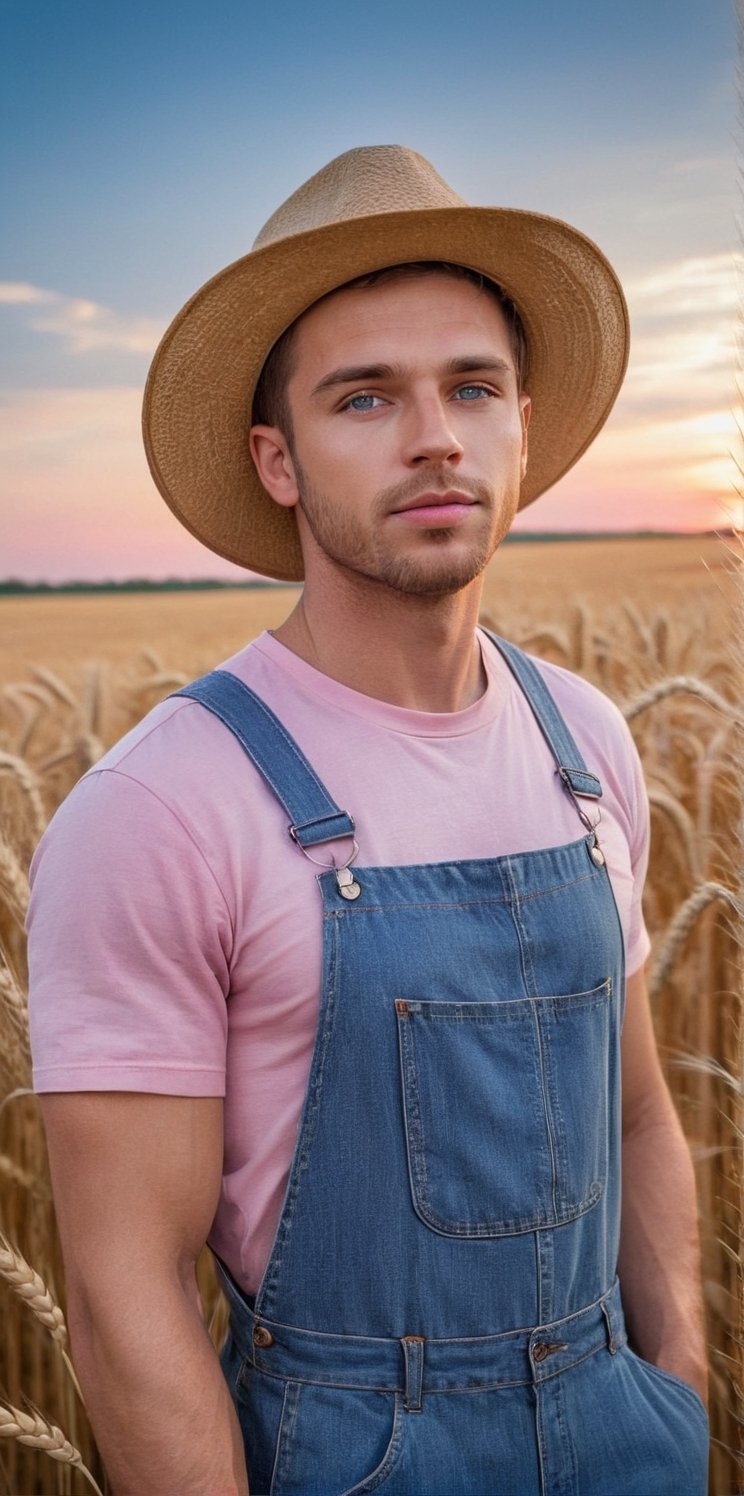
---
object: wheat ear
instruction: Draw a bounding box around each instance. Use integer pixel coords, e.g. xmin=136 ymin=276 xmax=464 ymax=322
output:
xmin=0 ymin=1233 xmax=87 ymax=1406
xmin=0 ymin=837 xmax=29 ymax=925
xmin=0 ymin=751 xmax=47 ymax=841
xmin=0 ymin=1402 xmax=103 ymax=1495
xmin=0 ymin=1153 xmax=38 ymax=1192
xmin=0 ymin=1232 xmax=67 ymax=1344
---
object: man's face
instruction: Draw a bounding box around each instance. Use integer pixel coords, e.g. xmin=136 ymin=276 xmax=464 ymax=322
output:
xmin=257 ymin=273 xmax=531 ymax=598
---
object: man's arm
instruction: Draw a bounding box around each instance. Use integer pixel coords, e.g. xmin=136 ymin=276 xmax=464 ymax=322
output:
xmin=40 ymin=1091 xmax=250 ymax=1496
xmin=618 ymin=965 xmax=708 ymax=1405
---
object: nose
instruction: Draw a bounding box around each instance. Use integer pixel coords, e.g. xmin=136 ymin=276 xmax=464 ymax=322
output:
xmin=401 ymin=395 xmax=465 ymax=467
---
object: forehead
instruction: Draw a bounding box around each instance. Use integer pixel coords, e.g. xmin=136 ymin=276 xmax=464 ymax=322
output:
xmin=289 ymin=273 xmax=513 ymax=376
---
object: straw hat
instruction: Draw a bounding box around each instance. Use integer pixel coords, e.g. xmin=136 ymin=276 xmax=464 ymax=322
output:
xmin=143 ymin=145 xmax=629 ymax=582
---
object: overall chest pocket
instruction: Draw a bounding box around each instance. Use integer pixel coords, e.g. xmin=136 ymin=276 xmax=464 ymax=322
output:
xmin=394 ymin=980 xmax=612 ymax=1238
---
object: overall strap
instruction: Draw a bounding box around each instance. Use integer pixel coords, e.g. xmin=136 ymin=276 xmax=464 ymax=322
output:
xmin=483 ymin=632 xmax=603 ymax=811
xmin=172 ymin=671 xmax=355 ymax=850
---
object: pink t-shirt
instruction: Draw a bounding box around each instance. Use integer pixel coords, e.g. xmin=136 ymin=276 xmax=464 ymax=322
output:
xmin=28 ymin=629 xmax=651 ymax=1295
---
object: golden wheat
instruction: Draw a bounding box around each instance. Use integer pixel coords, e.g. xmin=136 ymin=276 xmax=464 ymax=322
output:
xmin=0 ymin=1402 xmax=103 ymax=1495
xmin=0 ymin=547 xmax=740 ymax=1494
xmin=0 ymin=1232 xmax=68 ymax=1345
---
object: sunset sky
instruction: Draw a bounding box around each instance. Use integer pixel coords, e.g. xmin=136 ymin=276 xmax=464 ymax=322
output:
xmin=2 ymin=0 xmax=738 ymax=582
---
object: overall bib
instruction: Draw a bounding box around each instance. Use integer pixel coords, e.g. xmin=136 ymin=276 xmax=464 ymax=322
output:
xmin=176 ymin=636 xmax=709 ymax=1496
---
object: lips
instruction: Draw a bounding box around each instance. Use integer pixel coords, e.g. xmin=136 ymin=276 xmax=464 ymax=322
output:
xmin=389 ymin=490 xmax=479 ymax=528
xmin=392 ymin=490 xmax=476 ymax=514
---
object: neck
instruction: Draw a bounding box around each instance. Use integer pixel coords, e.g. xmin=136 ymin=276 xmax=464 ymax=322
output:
xmin=272 ymin=565 xmax=488 ymax=713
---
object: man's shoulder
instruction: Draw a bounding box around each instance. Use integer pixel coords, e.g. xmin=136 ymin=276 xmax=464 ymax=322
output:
xmin=481 ymin=633 xmax=637 ymax=767
xmin=80 ymin=639 xmax=267 ymax=787
xmin=30 ymin=639 xmax=276 ymax=878
xmin=529 ymin=653 xmax=629 ymax=735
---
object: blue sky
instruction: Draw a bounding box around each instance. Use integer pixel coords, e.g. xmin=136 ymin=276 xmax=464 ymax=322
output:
xmin=2 ymin=0 xmax=738 ymax=579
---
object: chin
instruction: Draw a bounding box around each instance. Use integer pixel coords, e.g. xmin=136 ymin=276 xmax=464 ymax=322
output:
xmin=374 ymin=548 xmax=493 ymax=598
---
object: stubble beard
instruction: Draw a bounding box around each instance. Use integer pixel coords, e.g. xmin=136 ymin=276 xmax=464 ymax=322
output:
xmin=293 ymin=461 xmax=514 ymax=599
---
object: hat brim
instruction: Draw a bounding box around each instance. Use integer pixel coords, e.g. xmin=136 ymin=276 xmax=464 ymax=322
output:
xmin=142 ymin=206 xmax=630 ymax=582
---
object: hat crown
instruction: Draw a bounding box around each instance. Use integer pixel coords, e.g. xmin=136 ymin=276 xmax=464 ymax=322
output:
xmin=252 ymin=144 xmax=467 ymax=250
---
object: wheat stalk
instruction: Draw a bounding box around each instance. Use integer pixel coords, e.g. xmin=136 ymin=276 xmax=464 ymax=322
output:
xmin=0 ymin=1402 xmax=103 ymax=1495
xmin=1 ymin=684 xmax=50 ymax=758
xmin=623 ymin=601 xmax=657 ymax=658
xmin=649 ymin=881 xmax=742 ymax=996
xmin=74 ymin=731 xmax=105 ymax=771
xmin=647 ymin=784 xmax=702 ymax=882
xmin=81 ymin=664 xmax=104 ymax=739
xmin=31 ymin=668 xmax=77 ymax=709
xmin=139 ymin=670 xmax=189 ymax=691
xmin=623 ymin=675 xmax=743 ymax=724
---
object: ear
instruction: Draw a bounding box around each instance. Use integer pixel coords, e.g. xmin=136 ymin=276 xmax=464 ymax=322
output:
xmin=519 ymin=395 xmax=531 ymax=480
xmin=249 ymin=425 xmax=300 ymax=509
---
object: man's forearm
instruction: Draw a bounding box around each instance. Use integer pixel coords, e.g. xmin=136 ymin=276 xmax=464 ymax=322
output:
xmin=67 ymin=1273 xmax=249 ymax=1495
xmin=618 ymin=1108 xmax=708 ymax=1403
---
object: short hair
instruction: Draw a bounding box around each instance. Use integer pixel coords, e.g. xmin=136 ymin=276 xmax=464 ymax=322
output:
xmin=251 ymin=261 xmax=528 ymax=439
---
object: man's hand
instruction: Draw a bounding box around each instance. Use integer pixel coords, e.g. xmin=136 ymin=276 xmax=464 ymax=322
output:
xmin=618 ymin=967 xmax=708 ymax=1408
xmin=40 ymin=1091 xmax=250 ymax=1495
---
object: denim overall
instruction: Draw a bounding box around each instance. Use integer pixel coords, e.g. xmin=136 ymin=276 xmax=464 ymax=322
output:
xmin=176 ymin=635 xmax=709 ymax=1496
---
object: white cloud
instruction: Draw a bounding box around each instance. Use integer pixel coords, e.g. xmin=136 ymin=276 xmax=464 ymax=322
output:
xmin=0 ymin=281 xmax=164 ymax=355
xmin=626 ymin=253 xmax=738 ymax=318
xmin=0 ymin=282 xmax=57 ymax=305
xmin=617 ymin=252 xmax=737 ymax=419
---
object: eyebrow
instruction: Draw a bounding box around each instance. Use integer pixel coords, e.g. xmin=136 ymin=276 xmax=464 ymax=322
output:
xmin=310 ymin=355 xmax=513 ymax=398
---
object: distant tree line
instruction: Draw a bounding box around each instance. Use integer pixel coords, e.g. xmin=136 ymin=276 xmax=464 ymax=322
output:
xmin=0 ymin=578 xmax=280 ymax=596
xmin=0 ymin=532 xmax=722 ymax=596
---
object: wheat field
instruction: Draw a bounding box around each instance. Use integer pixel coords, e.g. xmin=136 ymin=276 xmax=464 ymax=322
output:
xmin=0 ymin=535 xmax=741 ymax=1494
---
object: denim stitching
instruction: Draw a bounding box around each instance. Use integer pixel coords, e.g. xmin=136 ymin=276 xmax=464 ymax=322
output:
xmin=269 ymin=1379 xmax=302 ymax=1496
xmin=406 ymin=1182 xmax=603 ymax=1238
xmin=339 ymin=1394 xmax=406 ymax=1495
xmin=323 ymin=868 xmax=601 ymax=917
xmin=243 ymin=1364 xmax=537 ymax=1393
xmin=194 ymin=673 xmax=343 ymax=810
xmin=535 ymin=1002 xmax=569 ymax=1216
xmin=483 ymin=635 xmax=597 ymax=785
xmin=621 ymin=1345 xmax=708 ymax=1421
xmin=239 ymin=1278 xmax=620 ymax=1344
xmin=257 ymin=920 xmax=340 ymax=1314
xmin=504 ymin=856 xmax=537 ymax=996
xmin=388 ymin=986 xmax=611 ymax=1020
xmin=530 ymin=997 xmax=560 ymax=1221
xmin=177 ymin=677 xmax=353 ymax=837
xmin=394 ymin=985 xmax=610 ymax=1237
xmin=396 ymin=1008 xmax=431 ymax=1210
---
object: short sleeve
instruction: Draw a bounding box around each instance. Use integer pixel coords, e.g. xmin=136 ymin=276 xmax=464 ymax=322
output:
xmin=27 ymin=768 xmax=233 ymax=1095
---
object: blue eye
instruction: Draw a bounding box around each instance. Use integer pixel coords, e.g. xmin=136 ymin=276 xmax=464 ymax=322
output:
xmin=455 ymin=384 xmax=490 ymax=401
xmin=345 ymin=393 xmax=382 ymax=412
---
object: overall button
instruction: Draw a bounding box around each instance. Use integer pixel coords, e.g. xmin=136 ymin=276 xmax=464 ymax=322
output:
xmin=253 ymin=1325 xmax=274 ymax=1348
xmin=532 ymin=1340 xmax=567 ymax=1362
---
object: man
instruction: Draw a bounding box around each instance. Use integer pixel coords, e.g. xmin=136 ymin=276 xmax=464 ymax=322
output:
xmin=28 ymin=145 xmax=709 ymax=1495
